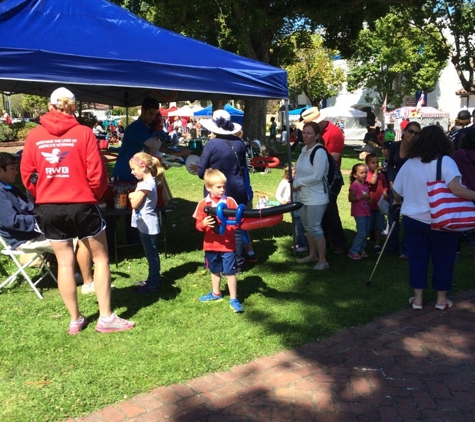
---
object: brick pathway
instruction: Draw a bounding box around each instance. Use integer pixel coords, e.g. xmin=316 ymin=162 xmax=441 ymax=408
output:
xmin=66 ymin=289 xmax=475 ymax=422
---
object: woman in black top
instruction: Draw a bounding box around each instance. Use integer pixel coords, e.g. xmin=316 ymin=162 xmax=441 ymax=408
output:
xmin=386 ymin=121 xmax=421 ymax=257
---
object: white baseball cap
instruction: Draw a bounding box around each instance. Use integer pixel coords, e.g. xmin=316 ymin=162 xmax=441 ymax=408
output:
xmin=50 ymin=87 xmax=76 ymax=105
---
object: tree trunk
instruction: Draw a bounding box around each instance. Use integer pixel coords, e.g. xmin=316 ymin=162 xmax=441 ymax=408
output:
xmin=242 ymin=98 xmax=267 ymax=146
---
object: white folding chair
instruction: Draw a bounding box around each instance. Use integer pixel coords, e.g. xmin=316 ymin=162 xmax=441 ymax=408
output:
xmin=0 ymin=236 xmax=57 ymax=299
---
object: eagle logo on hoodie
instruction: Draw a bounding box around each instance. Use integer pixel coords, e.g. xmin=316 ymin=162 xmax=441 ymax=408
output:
xmin=41 ymin=148 xmax=69 ymax=164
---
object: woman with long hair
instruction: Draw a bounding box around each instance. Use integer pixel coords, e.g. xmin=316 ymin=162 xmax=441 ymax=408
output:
xmin=393 ymin=125 xmax=475 ymax=310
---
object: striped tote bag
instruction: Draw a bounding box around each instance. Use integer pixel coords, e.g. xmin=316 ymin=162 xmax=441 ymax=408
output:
xmin=427 ymin=156 xmax=475 ymax=231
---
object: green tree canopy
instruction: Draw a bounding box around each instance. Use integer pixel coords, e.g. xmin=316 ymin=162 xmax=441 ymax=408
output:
xmin=286 ymin=34 xmax=345 ymax=106
xmin=410 ymin=0 xmax=475 ymax=93
xmin=346 ymin=12 xmax=448 ymax=108
xmin=22 ymin=95 xmax=49 ymax=118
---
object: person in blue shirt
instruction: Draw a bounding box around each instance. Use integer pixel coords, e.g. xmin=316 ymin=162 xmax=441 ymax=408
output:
xmin=113 ymin=97 xmax=189 ymax=182
xmin=0 ymin=152 xmax=95 ymax=295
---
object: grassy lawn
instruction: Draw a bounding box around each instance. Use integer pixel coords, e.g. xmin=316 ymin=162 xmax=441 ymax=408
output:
xmin=1 ymin=146 xmax=474 ymax=421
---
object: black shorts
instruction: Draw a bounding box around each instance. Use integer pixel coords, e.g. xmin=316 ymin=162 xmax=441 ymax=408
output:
xmin=35 ymin=204 xmax=105 ymax=241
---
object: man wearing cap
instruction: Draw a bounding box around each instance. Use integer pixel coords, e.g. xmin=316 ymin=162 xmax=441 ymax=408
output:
xmin=354 ymin=142 xmax=380 ymax=162
xmin=400 ymin=119 xmax=410 ymax=131
xmin=449 ymin=109 xmax=474 ymax=150
xmin=301 ymin=107 xmax=348 ymax=254
xmin=113 ymin=97 xmax=189 ymax=182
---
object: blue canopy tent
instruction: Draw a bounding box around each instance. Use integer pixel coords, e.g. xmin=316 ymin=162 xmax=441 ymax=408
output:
xmin=289 ymin=105 xmax=311 ymax=115
xmin=194 ymin=104 xmax=244 ymax=125
xmin=0 ymin=0 xmax=288 ymax=106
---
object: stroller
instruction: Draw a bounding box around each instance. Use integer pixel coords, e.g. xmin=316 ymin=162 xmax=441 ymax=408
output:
xmin=244 ymin=139 xmax=264 ymax=173
xmin=245 ymin=139 xmax=280 ymax=174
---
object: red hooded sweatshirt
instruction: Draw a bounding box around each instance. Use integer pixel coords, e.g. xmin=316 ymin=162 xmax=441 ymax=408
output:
xmin=21 ymin=109 xmax=107 ymax=204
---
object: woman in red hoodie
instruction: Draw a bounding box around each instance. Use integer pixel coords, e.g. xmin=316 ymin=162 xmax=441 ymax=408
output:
xmin=21 ymin=87 xmax=135 ymax=335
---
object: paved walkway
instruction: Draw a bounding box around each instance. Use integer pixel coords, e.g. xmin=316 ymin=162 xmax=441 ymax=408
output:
xmin=66 ymin=288 xmax=475 ymax=422
xmin=6 ymin=141 xmax=473 ymax=421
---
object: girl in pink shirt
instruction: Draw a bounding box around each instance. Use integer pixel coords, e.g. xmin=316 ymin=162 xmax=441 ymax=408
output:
xmin=348 ymin=163 xmax=371 ymax=260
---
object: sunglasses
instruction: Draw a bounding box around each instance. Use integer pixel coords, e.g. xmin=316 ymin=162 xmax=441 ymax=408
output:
xmin=407 ymin=129 xmax=420 ymax=136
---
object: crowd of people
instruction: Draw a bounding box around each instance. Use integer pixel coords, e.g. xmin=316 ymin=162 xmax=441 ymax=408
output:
xmin=274 ymin=105 xmax=475 ymax=312
xmin=2 ymin=90 xmax=475 ymax=332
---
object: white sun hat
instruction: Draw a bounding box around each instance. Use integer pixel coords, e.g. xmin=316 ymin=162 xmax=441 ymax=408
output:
xmin=201 ymin=110 xmax=242 ymax=135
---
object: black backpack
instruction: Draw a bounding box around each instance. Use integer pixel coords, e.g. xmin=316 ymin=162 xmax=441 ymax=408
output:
xmin=309 ymin=145 xmax=344 ymax=197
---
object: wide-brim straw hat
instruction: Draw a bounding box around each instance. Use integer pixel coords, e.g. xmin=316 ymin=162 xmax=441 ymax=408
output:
xmin=301 ymin=107 xmax=327 ymax=124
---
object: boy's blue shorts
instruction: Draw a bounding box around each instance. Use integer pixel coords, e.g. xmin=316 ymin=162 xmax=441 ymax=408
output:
xmin=205 ymin=251 xmax=236 ymax=275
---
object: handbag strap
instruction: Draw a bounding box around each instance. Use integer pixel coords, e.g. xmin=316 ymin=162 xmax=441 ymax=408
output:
xmin=223 ymin=138 xmax=244 ymax=178
xmin=436 ymin=155 xmax=443 ymax=180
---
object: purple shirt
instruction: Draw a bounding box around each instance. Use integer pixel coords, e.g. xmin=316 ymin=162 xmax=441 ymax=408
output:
xmin=451 ymin=148 xmax=475 ymax=191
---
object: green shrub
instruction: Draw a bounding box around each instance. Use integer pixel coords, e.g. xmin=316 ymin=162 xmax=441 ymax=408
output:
xmin=0 ymin=124 xmax=15 ymax=142
xmin=16 ymin=122 xmax=38 ymax=141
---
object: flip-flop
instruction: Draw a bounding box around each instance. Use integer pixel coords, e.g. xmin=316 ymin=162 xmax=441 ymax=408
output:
xmin=409 ymin=297 xmax=423 ymax=310
xmin=435 ymin=299 xmax=453 ymax=310
xmin=296 ymin=256 xmax=318 ymax=264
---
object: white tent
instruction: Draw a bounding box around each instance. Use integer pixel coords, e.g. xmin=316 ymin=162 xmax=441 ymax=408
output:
xmin=322 ymin=106 xmax=368 ymax=142
xmin=168 ymin=105 xmax=204 ymax=117
xmin=322 ymin=106 xmax=367 ymax=119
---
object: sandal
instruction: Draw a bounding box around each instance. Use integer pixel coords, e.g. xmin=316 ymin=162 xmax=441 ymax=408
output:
xmin=435 ymin=299 xmax=453 ymax=311
xmin=409 ymin=297 xmax=423 ymax=310
xmin=296 ymin=256 xmax=318 ymax=264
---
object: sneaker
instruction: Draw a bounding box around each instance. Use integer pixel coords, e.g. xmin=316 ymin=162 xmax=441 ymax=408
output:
xmin=313 ymin=261 xmax=330 ymax=270
xmin=69 ymin=315 xmax=87 ymax=335
xmin=374 ymin=245 xmax=382 ymax=254
xmin=81 ymin=281 xmax=95 ymax=295
xmin=243 ymin=252 xmax=258 ymax=263
xmin=348 ymin=252 xmax=361 ymax=260
xmin=135 ymin=280 xmax=147 ymax=286
xmin=229 ymin=298 xmax=244 ymax=313
xmin=199 ymin=291 xmax=223 ymax=302
xmin=295 ymin=246 xmax=308 ymax=253
xmin=95 ymin=313 xmax=135 ymax=333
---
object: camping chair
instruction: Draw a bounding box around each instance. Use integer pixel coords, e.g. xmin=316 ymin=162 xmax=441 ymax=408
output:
xmin=0 ymin=236 xmax=57 ymax=299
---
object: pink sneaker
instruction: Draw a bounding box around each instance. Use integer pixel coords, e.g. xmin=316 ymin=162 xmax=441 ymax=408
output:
xmin=347 ymin=252 xmax=361 ymax=260
xmin=95 ymin=313 xmax=135 ymax=333
xmin=69 ymin=315 xmax=87 ymax=335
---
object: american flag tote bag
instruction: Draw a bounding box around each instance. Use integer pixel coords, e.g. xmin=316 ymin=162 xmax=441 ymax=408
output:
xmin=427 ymin=156 xmax=475 ymax=231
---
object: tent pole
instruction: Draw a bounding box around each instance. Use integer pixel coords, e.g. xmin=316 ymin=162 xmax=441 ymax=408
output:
xmin=283 ymin=99 xmax=296 ymax=254
xmin=284 ymin=98 xmax=291 ymax=179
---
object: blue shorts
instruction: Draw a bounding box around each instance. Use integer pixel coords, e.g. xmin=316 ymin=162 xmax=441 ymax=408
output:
xmin=35 ymin=203 xmax=105 ymax=241
xmin=205 ymin=251 xmax=236 ymax=275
